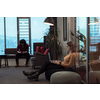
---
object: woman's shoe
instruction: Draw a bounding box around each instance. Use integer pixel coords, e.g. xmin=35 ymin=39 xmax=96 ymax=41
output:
xmin=15 ymin=64 xmax=19 ymax=68
xmin=27 ymin=72 xmax=39 ymax=81
xmin=22 ymin=71 xmax=37 ymax=76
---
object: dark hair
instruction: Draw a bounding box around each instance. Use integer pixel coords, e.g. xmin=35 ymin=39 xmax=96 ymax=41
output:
xmin=67 ymin=41 xmax=76 ymax=53
xmin=20 ymin=39 xmax=26 ymax=45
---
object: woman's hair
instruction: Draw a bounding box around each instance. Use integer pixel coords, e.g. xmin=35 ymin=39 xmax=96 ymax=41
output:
xmin=67 ymin=41 xmax=76 ymax=53
xmin=20 ymin=39 xmax=26 ymax=45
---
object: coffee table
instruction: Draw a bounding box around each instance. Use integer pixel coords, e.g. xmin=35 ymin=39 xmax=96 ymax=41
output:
xmin=0 ymin=54 xmax=8 ymax=68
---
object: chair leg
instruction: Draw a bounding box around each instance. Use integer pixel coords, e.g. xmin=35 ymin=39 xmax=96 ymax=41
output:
xmin=34 ymin=66 xmax=35 ymax=69
xmin=96 ymin=78 xmax=98 ymax=83
xmin=32 ymin=65 xmax=35 ymax=69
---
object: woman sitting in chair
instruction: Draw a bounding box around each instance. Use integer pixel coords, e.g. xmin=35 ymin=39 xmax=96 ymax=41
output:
xmin=22 ymin=41 xmax=76 ymax=81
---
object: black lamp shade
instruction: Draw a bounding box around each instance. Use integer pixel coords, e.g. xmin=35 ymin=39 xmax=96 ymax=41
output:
xmin=44 ymin=17 xmax=54 ymax=26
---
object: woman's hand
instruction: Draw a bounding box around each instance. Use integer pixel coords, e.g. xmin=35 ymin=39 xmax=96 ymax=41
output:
xmin=17 ymin=51 xmax=21 ymax=54
xmin=52 ymin=60 xmax=60 ymax=65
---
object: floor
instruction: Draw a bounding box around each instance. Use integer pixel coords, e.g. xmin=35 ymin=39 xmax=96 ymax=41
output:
xmin=0 ymin=65 xmax=50 ymax=84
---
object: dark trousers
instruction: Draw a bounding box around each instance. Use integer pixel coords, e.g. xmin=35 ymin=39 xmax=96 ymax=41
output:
xmin=38 ymin=61 xmax=74 ymax=75
xmin=15 ymin=53 xmax=30 ymax=64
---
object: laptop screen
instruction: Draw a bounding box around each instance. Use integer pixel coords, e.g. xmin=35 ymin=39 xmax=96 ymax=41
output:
xmin=48 ymin=52 xmax=51 ymax=62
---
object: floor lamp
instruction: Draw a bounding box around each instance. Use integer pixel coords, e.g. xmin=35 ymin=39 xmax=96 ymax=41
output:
xmin=88 ymin=17 xmax=99 ymax=25
xmin=44 ymin=17 xmax=56 ymax=60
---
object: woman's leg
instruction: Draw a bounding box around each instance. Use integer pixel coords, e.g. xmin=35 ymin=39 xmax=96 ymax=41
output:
xmin=45 ymin=68 xmax=75 ymax=81
xmin=23 ymin=61 xmax=51 ymax=76
xmin=27 ymin=61 xmax=65 ymax=80
xmin=15 ymin=53 xmax=22 ymax=67
xmin=24 ymin=53 xmax=30 ymax=65
xmin=38 ymin=61 xmax=65 ymax=74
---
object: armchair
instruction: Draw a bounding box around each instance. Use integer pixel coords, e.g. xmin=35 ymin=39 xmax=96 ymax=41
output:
xmin=30 ymin=52 xmax=49 ymax=69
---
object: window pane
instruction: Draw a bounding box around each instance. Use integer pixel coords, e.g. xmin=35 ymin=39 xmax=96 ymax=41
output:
xmin=18 ymin=18 xmax=29 ymax=44
xmin=31 ymin=17 xmax=50 ymax=54
xmin=0 ymin=17 xmax=4 ymax=54
xmin=89 ymin=17 xmax=100 ymax=83
xmin=76 ymin=17 xmax=87 ymax=83
xmin=6 ymin=17 xmax=17 ymax=48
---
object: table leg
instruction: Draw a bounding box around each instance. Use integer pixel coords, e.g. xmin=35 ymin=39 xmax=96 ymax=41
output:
xmin=6 ymin=59 xmax=9 ymax=67
xmin=5 ymin=58 xmax=6 ymax=66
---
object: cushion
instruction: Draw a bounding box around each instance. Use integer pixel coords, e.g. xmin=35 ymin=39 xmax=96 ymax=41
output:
xmin=40 ymin=46 xmax=44 ymax=53
xmin=50 ymin=71 xmax=82 ymax=84
xmin=36 ymin=46 xmax=40 ymax=53
xmin=44 ymin=49 xmax=49 ymax=55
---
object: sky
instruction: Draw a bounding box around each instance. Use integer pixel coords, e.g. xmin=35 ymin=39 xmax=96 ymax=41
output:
xmin=0 ymin=17 xmax=50 ymax=39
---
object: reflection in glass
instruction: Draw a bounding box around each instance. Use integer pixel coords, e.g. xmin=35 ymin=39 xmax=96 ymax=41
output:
xmin=89 ymin=17 xmax=100 ymax=83
xmin=75 ymin=17 xmax=87 ymax=83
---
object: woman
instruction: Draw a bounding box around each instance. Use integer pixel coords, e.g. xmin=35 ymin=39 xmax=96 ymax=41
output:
xmin=15 ymin=39 xmax=30 ymax=67
xmin=22 ymin=41 xmax=76 ymax=81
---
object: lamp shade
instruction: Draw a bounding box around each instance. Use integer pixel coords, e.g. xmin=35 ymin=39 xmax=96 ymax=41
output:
xmin=88 ymin=17 xmax=99 ymax=25
xmin=44 ymin=17 xmax=54 ymax=26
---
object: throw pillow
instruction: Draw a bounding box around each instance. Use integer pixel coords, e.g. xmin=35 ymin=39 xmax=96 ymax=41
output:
xmin=40 ymin=46 xmax=44 ymax=53
xmin=36 ymin=46 xmax=40 ymax=53
xmin=44 ymin=48 xmax=50 ymax=55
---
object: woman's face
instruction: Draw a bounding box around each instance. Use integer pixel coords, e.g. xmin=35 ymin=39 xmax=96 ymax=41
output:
xmin=66 ymin=44 xmax=71 ymax=52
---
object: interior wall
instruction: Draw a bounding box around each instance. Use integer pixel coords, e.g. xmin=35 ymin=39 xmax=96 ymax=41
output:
xmin=68 ymin=17 xmax=74 ymax=42
xmin=57 ymin=17 xmax=67 ymax=61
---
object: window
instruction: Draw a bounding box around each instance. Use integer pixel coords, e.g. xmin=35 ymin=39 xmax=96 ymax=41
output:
xmin=17 ymin=17 xmax=31 ymax=53
xmin=0 ymin=17 xmax=4 ymax=54
xmin=31 ymin=17 xmax=50 ymax=54
xmin=0 ymin=17 xmax=49 ymax=55
xmin=6 ymin=17 xmax=17 ymax=48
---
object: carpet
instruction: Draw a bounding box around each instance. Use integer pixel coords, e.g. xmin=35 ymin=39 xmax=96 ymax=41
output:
xmin=0 ymin=66 xmax=50 ymax=84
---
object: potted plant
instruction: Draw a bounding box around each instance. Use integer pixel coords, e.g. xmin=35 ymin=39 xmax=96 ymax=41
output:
xmin=70 ymin=30 xmax=86 ymax=55
xmin=44 ymin=27 xmax=62 ymax=59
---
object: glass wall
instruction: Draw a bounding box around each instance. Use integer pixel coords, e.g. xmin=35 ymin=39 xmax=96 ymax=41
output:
xmin=75 ymin=17 xmax=100 ymax=83
xmin=89 ymin=17 xmax=100 ymax=83
xmin=76 ymin=17 xmax=87 ymax=83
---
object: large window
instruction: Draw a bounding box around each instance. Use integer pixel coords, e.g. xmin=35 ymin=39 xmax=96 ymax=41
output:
xmin=0 ymin=17 xmax=49 ymax=55
xmin=31 ymin=17 xmax=50 ymax=54
xmin=17 ymin=17 xmax=31 ymax=53
xmin=6 ymin=17 xmax=17 ymax=48
xmin=0 ymin=17 xmax=4 ymax=54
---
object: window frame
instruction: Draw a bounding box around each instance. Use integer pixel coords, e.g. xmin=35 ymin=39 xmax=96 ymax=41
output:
xmin=17 ymin=17 xmax=31 ymax=54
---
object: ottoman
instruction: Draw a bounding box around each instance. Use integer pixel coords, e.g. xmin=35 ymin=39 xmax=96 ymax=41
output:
xmin=50 ymin=71 xmax=82 ymax=84
xmin=45 ymin=69 xmax=75 ymax=81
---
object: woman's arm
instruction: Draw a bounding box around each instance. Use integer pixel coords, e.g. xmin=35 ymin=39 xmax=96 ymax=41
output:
xmin=16 ymin=44 xmax=21 ymax=53
xmin=52 ymin=60 xmax=61 ymax=65
xmin=60 ymin=53 xmax=76 ymax=69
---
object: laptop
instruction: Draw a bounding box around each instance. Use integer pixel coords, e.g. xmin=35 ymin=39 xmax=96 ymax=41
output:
xmin=48 ymin=52 xmax=51 ymax=62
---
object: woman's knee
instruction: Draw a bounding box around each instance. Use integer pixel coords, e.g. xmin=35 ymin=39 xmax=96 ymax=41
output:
xmin=43 ymin=60 xmax=50 ymax=64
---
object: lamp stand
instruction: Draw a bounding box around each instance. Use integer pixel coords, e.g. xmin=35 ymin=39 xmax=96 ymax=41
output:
xmin=53 ymin=25 xmax=56 ymax=60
